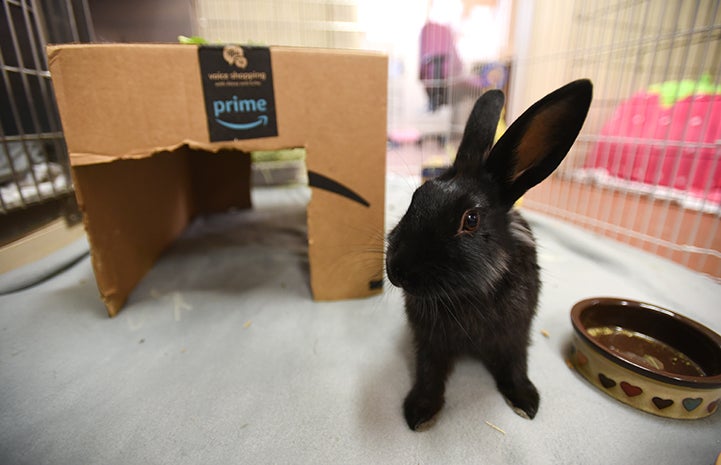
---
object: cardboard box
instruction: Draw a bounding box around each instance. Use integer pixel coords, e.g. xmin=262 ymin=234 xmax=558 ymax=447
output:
xmin=47 ymin=44 xmax=387 ymax=316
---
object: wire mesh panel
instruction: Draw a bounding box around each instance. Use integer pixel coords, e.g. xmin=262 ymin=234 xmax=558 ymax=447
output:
xmin=513 ymin=0 xmax=721 ymax=281
xmin=194 ymin=0 xmax=514 ymax=154
xmin=0 ymin=0 xmax=92 ymax=215
xmin=195 ymin=0 xmax=363 ymax=49
xmin=194 ymin=0 xmax=720 ymax=280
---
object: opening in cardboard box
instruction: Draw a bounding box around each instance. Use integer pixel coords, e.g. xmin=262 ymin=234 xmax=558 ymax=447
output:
xmin=121 ymin=146 xmax=315 ymax=307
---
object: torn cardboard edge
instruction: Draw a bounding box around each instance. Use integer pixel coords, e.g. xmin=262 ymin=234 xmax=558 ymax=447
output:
xmin=48 ymin=43 xmax=388 ymax=317
xmin=67 ymin=139 xmax=267 ymax=166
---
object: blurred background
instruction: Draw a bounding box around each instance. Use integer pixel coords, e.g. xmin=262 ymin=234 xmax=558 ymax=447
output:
xmin=1 ymin=0 xmax=720 ymax=281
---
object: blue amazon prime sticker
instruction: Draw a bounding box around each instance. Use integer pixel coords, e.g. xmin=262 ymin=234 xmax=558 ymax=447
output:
xmin=198 ymin=45 xmax=278 ymax=141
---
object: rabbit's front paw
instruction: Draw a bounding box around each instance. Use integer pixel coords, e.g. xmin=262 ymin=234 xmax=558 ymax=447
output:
xmin=403 ymin=387 xmax=444 ymax=431
xmin=500 ymin=378 xmax=539 ymax=420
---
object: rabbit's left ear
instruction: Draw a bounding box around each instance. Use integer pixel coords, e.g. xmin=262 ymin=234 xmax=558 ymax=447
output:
xmin=486 ymin=79 xmax=592 ymax=209
xmin=453 ymin=89 xmax=505 ymax=174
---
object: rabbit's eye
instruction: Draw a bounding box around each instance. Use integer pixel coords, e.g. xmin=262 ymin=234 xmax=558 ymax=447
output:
xmin=460 ymin=209 xmax=480 ymax=233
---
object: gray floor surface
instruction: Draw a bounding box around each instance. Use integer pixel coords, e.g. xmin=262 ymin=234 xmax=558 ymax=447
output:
xmin=1 ymin=176 xmax=720 ymax=464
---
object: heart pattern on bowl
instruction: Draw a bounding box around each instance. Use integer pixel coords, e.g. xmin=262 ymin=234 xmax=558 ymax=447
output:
xmin=652 ymin=397 xmax=674 ymax=409
xmin=708 ymin=400 xmax=719 ymax=414
xmin=682 ymin=397 xmax=702 ymax=412
xmin=586 ymin=367 xmax=714 ymax=414
xmin=598 ymin=373 xmax=616 ymax=389
xmin=576 ymin=350 xmax=588 ymax=366
xmin=570 ymin=332 xmax=720 ymax=419
xmin=620 ymin=381 xmax=643 ymax=397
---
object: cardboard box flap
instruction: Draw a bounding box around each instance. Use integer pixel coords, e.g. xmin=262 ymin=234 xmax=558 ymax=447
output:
xmin=71 ymin=148 xmax=251 ymax=314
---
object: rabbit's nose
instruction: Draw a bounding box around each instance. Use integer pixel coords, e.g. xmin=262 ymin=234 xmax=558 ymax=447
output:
xmin=386 ymin=262 xmax=407 ymax=288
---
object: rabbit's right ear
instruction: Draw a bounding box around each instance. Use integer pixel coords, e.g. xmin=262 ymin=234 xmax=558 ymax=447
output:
xmin=485 ymin=79 xmax=592 ymax=210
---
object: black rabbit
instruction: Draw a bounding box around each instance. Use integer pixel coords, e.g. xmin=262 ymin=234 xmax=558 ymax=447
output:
xmin=386 ymin=80 xmax=593 ymax=431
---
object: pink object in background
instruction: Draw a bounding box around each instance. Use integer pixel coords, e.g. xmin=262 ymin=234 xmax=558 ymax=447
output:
xmin=586 ymin=92 xmax=721 ymax=205
xmin=419 ymin=22 xmax=463 ymax=81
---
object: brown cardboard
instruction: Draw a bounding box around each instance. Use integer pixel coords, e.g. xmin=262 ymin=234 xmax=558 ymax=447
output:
xmin=47 ymin=44 xmax=387 ymax=316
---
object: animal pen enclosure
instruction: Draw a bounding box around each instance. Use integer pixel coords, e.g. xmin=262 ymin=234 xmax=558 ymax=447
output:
xmin=2 ymin=0 xmax=720 ymax=283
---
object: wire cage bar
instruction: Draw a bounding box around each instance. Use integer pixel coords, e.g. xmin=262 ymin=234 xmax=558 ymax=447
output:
xmin=0 ymin=0 xmax=92 ymax=221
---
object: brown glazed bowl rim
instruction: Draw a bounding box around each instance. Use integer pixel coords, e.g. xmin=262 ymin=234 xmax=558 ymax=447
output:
xmin=571 ymin=297 xmax=721 ymax=388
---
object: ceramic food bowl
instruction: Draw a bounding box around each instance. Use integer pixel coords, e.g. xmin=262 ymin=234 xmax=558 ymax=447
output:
xmin=570 ymin=297 xmax=721 ymax=419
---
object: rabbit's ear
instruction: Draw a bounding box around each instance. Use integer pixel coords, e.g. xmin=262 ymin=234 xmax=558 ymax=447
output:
xmin=485 ymin=79 xmax=592 ymax=209
xmin=453 ymin=89 xmax=505 ymax=173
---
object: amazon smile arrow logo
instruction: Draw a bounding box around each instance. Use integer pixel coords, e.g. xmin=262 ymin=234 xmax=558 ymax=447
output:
xmin=215 ymin=115 xmax=269 ymax=130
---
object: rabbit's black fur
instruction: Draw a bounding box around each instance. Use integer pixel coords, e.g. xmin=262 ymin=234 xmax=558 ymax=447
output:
xmin=386 ymin=80 xmax=592 ymax=431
